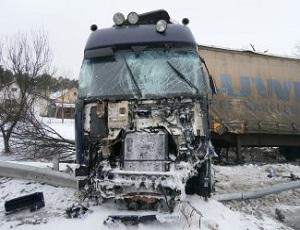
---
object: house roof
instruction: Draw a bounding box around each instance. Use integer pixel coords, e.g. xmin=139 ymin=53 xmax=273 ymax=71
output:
xmin=49 ymin=89 xmax=68 ymax=100
xmin=49 ymin=88 xmax=78 ymax=103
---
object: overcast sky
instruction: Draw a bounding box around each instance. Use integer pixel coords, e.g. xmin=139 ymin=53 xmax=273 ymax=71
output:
xmin=1 ymin=0 xmax=300 ymax=78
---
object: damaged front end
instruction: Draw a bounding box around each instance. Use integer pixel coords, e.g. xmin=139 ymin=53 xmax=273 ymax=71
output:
xmin=76 ymin=97 xmax=215 ymax=219
xmin=75 ymin=36 xmax=216 ymax=221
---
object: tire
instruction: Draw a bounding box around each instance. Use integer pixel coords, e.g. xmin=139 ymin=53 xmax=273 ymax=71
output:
xmin=279 ymin=147 xmax=300 ymax=162
xmin=185 ymin=159 xmax=214 ymax=198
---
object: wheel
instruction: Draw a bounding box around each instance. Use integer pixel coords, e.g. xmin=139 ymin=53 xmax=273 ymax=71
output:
xmin=185 ymin=159 xmax=214 ymax=198
xmin=279 ymin=147 xmax=300 ymax=161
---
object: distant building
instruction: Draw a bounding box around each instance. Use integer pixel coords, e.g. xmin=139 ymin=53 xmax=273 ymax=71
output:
xmin=48 ymin=88 xmax=78 ymax=118
xmin=35 ymin=94 xmax=50 ymax=117
xmin=0 ymin=80 xmax=21 ymax=109
xmin=0 ymin=81 xmax=78 ymax=119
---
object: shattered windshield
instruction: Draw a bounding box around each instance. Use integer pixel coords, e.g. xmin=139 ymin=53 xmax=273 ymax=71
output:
xmin=78 ymin=49 xmax=207 ymax=100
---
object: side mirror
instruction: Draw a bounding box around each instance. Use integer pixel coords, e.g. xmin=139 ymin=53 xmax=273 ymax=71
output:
xmin=200 ymin=56 xmax=217 ymax=95
xmin=209 ymin=75 xmax=217 ymax=95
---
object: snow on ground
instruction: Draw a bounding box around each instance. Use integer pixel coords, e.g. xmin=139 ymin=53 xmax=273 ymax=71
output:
xmin=0 ymin=118 xmax=298 ymax=229
xmin=214 ymin=162 xmax=300 ymax=230
xmin=0 ymin=175 xmax=291 ymax=230
xmin=41 ymin=117 xmax=75 ymax=141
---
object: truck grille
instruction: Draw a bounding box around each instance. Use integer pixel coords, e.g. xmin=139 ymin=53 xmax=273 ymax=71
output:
xmin=123 ymin=130 xmax=167 ymax=171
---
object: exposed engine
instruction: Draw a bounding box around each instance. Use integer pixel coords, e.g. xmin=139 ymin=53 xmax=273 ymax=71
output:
xmin=75 ymin=10 xmax=218 ymax=222
xmin=82 ymin=97 xmax=215 ymax=213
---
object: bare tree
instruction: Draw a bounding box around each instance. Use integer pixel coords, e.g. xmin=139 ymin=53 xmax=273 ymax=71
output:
xmin=0 ymin=40 xmax=2 ymax=63
xmin=12 ymin=112 xmax=75 ymax=160
xmin=0 ymin=40 xmax=4 ymax=89
xmin=0 ymin=30 xmax=76 ymax=158
xmin=0 ymin=30 xmax=52 ymax=153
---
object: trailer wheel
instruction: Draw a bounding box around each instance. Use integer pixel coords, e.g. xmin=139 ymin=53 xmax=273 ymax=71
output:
xmin=279 ymin=147 xmax=300 ymax=161
xmin=185 ymin=159 xmax=214 ymax=198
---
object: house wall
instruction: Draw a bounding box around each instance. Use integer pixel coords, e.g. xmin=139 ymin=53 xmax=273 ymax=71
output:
xmin=0 ymin=82 xmax=21 ymax=101
xmin=56 ymin=88 xmax=78 ymax=103
xmin=48 ymin=88 xmax=78 ymax=119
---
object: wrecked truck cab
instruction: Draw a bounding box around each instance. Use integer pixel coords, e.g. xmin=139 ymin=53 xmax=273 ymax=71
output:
xmin=75 ymin=10 xmax=216 ymax=215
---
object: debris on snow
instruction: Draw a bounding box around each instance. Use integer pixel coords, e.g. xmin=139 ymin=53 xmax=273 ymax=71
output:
xmin=65 ymin=203 xmax=90 ymax=219
xmin=275 ymin=208 xmax=285 ymax=222
xmin=181 ymin=201 xmax=203 ymax=228
xmin=4 ymin=192 xmax=45 ymax=215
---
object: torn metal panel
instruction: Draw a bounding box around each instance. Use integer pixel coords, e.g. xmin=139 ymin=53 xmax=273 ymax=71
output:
xmin=105 ymin=214 xmax=157 ymax=225
xmin=79 ymin=97 xmax=215 ymax=213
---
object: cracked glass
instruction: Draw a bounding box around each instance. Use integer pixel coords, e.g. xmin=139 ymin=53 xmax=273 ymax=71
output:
xmin=78 ymin=49 xmax=207 ymax=99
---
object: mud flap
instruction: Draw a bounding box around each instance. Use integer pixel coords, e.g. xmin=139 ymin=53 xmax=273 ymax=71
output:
xmin=5 ymin=192 xmax=45 ymax=215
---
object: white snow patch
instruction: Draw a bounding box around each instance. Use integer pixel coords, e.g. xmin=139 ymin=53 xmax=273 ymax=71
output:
xmin=41 ymin=117 xmax=75 ymax=141
xmin=0 ymin=176 xmax=290 ymax=230
xmin=0 ymin=118 xmax=296 ymax=229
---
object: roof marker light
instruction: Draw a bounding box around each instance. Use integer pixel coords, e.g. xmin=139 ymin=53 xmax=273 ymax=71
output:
xmin=90 ymin=24 xmax=98 ymax=31
xmin=156 ymin=20 xmax=167 ymax=33
xmin=113 ymin=12 xmax=125 ymax=26
xmin=127 ymin=12 xmax=139 ymax=25
xmin=182 ymin=18 xmax=189 ymax=25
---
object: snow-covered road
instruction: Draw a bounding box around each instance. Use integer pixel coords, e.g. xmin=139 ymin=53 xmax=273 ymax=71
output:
xmin=0 ymin=161 xmax=296 ymax=230
xmin=0 ymin=119 xmax=299 ymax=229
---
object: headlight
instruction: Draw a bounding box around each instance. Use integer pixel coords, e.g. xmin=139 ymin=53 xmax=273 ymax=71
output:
xmin=156 ymin=20 xmax=167 ymax=33
xmin=113 ymin=12 xmax=125 ymax=26
xmin=127 ymin=12 xmax=139 ymax=25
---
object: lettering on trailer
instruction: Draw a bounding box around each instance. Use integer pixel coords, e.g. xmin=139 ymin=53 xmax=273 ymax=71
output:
xmin=220 ymin=74 xmax=300 ymax=101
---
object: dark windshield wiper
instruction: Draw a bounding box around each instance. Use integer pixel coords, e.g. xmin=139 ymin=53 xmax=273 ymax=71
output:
xmin=167 ymin=61 xmax=199 ymax=94
xmin=123 ymin=57 xmax=142 ymax=98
